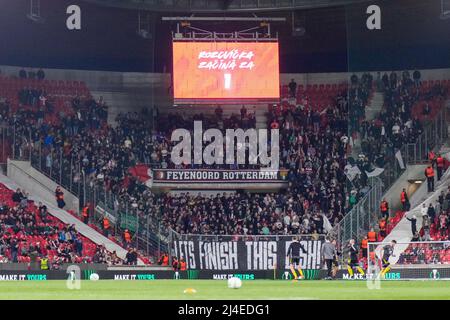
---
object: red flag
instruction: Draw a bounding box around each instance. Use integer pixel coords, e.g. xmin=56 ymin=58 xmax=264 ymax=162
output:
xmin=128 ymin=164 xmax=153 ymax=187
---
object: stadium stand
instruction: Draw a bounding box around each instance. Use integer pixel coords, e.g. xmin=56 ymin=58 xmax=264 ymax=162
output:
xmin=352 ymin=71 xmax=448 ymax=171
xmin=0 ymin=182 xmax=124 ymax=267
xmin=2 ymin=68 xmax=449 ymax=263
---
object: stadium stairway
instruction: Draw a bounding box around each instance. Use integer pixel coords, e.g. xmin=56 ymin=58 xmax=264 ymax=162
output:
xmin=350 ymin=91 xmax=383 ymax=155
xmin=3 ymin=161 xmax=144 ymax=265
xmin=378 ymin=164 xmax=450 ymax=263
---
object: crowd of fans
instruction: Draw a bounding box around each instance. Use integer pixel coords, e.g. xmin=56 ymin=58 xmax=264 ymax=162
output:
xmin=2 ymin=70 xmax=448 ymax=264
xmin=353 ymin=70 xmax=448 ymax=172
xmin=4 ymin=75 xmax=352 ymax=239
xmin=0 ymin=186 xmax=121 ymax=267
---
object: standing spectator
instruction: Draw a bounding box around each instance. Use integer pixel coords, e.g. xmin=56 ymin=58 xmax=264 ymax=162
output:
xmin=12 ymin=188 xmax=22 ymax=203
xmin=55 ymin=186 xmax=65 ymax=209
xmin=412 ymin=70 xmax=421 ymax=87
xmin=422 ymin=215 xmax=431 ymax=241
xmin=380 ymin=198 xmax=389 ymax=219
xmin=360 ymin=236 xmax=368 ymax=259
xmin=37 ymin=68 xmax=45 ymax=80
xmin=367 ymin=228 xmax=377 ymax=242
xmin=10 ymin=239 xmax=18 ymax=263
xmin=436 ymin=154 xmax=445 ymax=181
xmin=81 ymin=203 xmax=90 ymax=224
xmin=288 ymin=79 xmax=297 ymax=98
xmin=379 ymin=218 xmax=387 ymax=239
xmin=400 ymin=189 xmax=410 ymax=211
xmin=427 ymin=203 xmax=436 ymax=224
xmin=102 ymin=217 xmax=110 ymax=237
xmin=406 ymin=214 xmax=417 ymax=236
xmin=38 ymin=202 xmax=48 ymax=223
xmin=19 ymin=68 xmax=27 ymax=79
xmin=425 ymin=165 xmax=435 ymax=192
xmin=321 ymin=238 xmax=336 ymax=280
xmin=74 ymin=236 xmax=83 ymax=257
xmin=420 ymin=203 xmax=428 ymax=219
xmin=123 ymin=229 xmax=131 ymax=245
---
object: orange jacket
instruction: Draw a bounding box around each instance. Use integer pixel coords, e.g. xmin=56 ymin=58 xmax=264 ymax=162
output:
xmin=437 ymin=157 xmax=444 ymax=168
xmin=82 ymin=206 xmax=89 ymax=217
xmin=400 ymin=192 xmax=407 ymax=203
xmin=425 ymin=167 xmax=435 ymax=178
xmin=428 ymin=151 xmax=435 ymax=161
xmin=361 ymin=239 xmax=368 ymax=249
xmin=124 ymin=231 xmax=131 ymax=243
xmin=103 ymin=218 xmax=110 ymax=229
xmin=180 ymin=261 xmax=187 ymax=271
xmin=368 ymin=231 xmax=377 ymax=242
xmin=379 ymin=220 xmax=386 ymax=231
xmin=56 ymin=191 xmax=64 ymax=201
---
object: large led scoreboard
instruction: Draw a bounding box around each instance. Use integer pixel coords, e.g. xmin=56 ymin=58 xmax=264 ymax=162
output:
xmin=172 ymin=41 xmax=280 ymax=104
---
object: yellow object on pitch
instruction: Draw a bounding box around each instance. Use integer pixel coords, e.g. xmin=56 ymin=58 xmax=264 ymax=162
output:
xmin=183 ymin=288 xmax=197 ymax=294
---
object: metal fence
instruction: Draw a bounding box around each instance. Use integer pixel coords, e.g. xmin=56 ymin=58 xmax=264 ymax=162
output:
xmin=169 ymin=231 xmax=326 ymax=243
xmin=8 ymin=126 xmax=168 ymax=259
xmin=5 ymin=101 xmax=449 ymax=261
xmin=400 ymin=106 xmax=448 ymax=164
xmin=335 ymin=102 xmax=449 ymax=251
xmin=334 ymin=177 xmax=383 ymax=248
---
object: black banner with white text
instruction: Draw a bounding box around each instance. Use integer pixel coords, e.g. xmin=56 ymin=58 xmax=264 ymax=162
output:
xmin=171 ymin=239 xmax=323 ymax=271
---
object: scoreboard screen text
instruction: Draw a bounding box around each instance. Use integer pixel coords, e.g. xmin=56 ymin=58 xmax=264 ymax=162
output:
xmin=172 ymin=41 xmax=280 ymax=103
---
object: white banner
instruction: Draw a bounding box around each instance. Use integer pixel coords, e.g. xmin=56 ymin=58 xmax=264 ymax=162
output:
xmin=396 ymin=150 xmax=406 ymax=170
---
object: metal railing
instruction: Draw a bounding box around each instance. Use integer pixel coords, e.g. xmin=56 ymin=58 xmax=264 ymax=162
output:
xmin=334 ymin=177 xmax=383 ymax=248
xmin=169 ymin=231 xmax=326 ymax=242
xmin=400 ymin=106 xmax=448 ymax=164
xmin=8 ymin=126 xmax=168 ymax=259
xmin=336 ymin=101 xmax=450 ymax=251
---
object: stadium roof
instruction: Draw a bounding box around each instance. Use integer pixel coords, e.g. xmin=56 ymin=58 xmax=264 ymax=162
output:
xmin=81 ymin=0 xmax=371 ymax=12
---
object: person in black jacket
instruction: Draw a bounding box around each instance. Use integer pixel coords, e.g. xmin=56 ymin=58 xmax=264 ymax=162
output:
xmin=12 ymin=189 xmax=22 ymax=203
xmin=287 ymin=236 xmax=307 ymax=280
xmin=288 ymin=79 xmax=297 ymax=98
xmin=406 ymin=215 xmax=417 ymax=236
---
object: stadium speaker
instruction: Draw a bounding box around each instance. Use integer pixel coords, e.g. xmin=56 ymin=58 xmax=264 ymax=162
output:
xmin=26 ymin=0 xmax=45 ymax=24
xmin=137 ymin=29 xmax=152 ymax=39
xmin=442 ymin=0 xmax=450 ymax=19
xmin=292 ymin=26 xmax=306 ymax=37
xmin=291 ymin=11 xmax=306 ymax=37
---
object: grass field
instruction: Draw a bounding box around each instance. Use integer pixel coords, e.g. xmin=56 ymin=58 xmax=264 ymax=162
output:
xmin=0 ymin=280 xmax=449 ymax=299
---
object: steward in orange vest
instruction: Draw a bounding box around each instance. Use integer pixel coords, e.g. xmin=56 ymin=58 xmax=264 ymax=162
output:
xmin=123 ymin=229 xmax=131 ymax=244
xmin=400 ymin=189 xmax=409 ymax=211
xmin=179 ymin=258 xmax=187 ymax=271
xmin=361 ymin=236 xmax=369 ymax=258
xmin=379 ymin=218 xmax=387 ymax=238
xmin=425 ymin=166 xmax=435 ymax=192
xmin=380 ymin=199 xmax=389 ymax=219
xmin=158 ymin=253 xmax=169 ymax=266
xmin=103 ymin=217 xmax=110 ymax=237
xmin=428 ymin=150 xmax=436 ymax=162
xmin=436 ymin=154 xmax=445 ymax=181
xmin=367 ymin=229 xmax=377 ymax=242
xmin=81 ymin=204 xmax=89 ymax=224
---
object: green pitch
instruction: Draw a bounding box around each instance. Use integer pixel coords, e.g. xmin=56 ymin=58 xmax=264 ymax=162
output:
xmin=0 ymin=280 xmax=449 ymax=300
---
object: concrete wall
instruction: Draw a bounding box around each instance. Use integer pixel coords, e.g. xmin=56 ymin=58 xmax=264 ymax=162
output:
xmin=0 ymin=65 xmax=172 ymax=125
xmin=381 ymin=164 xmax=428 ymax=213
xmin=281 ymin=67 xmax=450 ymax=86
xmin=2 ymin=64 xmax=448 ymax=122
xmin=7 ymin=160 xmax=79 ymax=213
